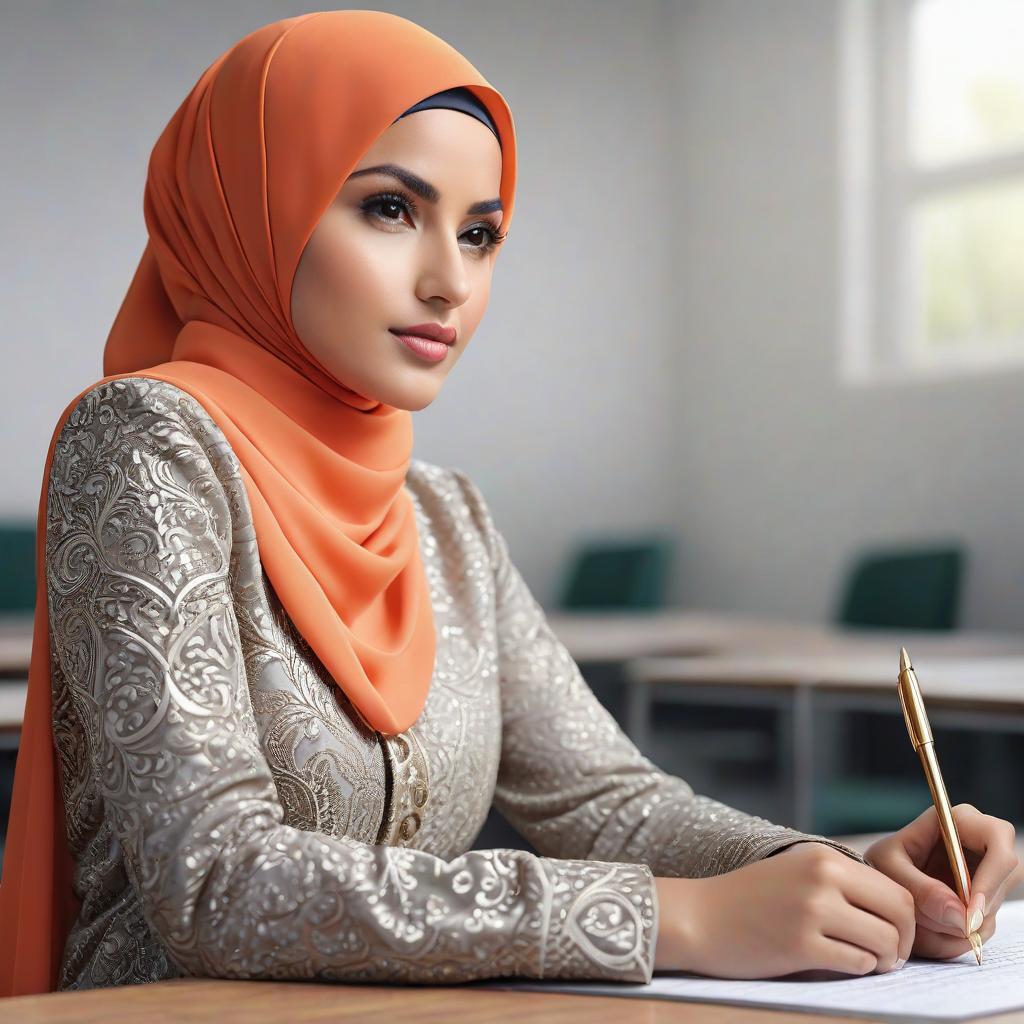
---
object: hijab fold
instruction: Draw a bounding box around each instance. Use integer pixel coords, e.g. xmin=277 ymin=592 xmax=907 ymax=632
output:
xmin=0 ymin=9 xmax=517 ymax=996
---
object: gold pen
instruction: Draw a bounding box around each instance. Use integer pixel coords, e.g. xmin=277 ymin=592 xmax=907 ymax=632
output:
xmin=897 ymin=646 xmax=983 ymax=965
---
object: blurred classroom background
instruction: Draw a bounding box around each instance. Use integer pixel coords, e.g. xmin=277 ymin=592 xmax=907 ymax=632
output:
xmin=2 ymin=0 xmax=1024 ymax=887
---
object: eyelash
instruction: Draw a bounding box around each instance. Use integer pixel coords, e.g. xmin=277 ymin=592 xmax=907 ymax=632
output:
xmin=360 ymin=190 xmax=507 ymax=255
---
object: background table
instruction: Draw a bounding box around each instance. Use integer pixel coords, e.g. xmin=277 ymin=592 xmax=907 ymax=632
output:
xmin=544 ymin=610 xmax=1024 ymax=664
xmin=5 ymin=609 xmax=1023 ymax=858
xmin=624 ymin=649 xmax=1024 ymax=833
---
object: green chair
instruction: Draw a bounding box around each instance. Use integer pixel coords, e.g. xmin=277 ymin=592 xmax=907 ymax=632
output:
xmin=558 ymin=535 xmax=675 ymax=611
xmin=0 ymin=524 xmax=37 ymax=612
xmin=837 ymin=544 xmax=964 ymax=631
xmin=0 ymin=523 xmax=37 ymax=862
xmin=814 ymin=543 xmax=966 ymax=835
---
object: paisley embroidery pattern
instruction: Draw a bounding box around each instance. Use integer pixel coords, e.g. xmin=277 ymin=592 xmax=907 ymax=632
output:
xmin=44 ymin=377 xmax=864 ymax=990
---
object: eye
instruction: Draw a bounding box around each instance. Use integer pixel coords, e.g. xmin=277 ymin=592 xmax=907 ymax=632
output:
xmin=360 ymin=190 xmax=507 ymax=256
xmin=461 ymin=223 xmax=507 ymax=255
xmin=361 ymin=191 xmax=416 ymax=227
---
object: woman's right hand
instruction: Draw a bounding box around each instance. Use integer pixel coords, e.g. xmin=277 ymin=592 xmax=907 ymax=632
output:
xmin=653 ymin=841 xmax=917 ymax=978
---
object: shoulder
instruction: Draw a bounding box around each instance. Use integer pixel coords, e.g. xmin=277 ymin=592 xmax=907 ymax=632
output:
xmin=56 ymin=376 xmax=235 ymax=464
xmin=53 ymin=375 xmax=246 ymax=496
xmin=407 ymin=458 xmax=491 ymax=520
xmin=48 ymin=375 xmax=241 ymax=554
xmin=406 ymin=458 xmax=497 ymax=556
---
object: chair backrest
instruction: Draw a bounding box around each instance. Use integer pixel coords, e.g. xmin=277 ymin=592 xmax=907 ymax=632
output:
xmin=836 ymin=544 xmax=964 ymax=630
xmin=559 ymin=536 xmax=674 ymax=611
xmin=0 ymin=523 xmax=37 ymax=613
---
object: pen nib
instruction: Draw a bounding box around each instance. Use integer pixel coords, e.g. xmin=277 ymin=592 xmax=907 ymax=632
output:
xmin=899 ymin=646 xmax=912 ymax=674
xmin=969 ymin=931 xmax=983 ymax=965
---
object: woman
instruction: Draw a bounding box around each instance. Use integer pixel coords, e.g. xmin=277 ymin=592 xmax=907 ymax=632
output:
xmin=0 ymin=9 xmax=1019 ymax=996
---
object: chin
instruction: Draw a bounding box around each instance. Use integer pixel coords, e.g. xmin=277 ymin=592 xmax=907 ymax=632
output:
xmin=399 ymin=391 xmax=440 ymax=413
xmin=372 ymin=382 xmax=442 ymax=413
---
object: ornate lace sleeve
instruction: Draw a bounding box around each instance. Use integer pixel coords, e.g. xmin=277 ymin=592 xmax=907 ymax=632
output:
xmin=44 ymin=379 xmax=655 ymax=985
xmin=450 ymin=469 xmax=869 ymax=879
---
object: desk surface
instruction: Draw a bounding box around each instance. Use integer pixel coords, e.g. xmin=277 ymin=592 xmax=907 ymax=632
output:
xmin=0 ymin=614 xmax=31 ymax=676
xmin=5 ymin=976 xmax=1024 ymax=1024
xmin=0 ymin=681 xmax=25 ymax=733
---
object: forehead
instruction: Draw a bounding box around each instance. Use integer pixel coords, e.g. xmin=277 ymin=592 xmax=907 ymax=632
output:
xmin=354 ymin=109 xmax=502 ymax=180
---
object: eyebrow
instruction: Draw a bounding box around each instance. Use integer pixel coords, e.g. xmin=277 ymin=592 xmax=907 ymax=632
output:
xmin=347 ymin=163 xmax=502 ymax=215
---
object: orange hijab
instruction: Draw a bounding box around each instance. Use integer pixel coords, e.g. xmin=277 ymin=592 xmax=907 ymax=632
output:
xmin=0 ymin=10 xmax=517 ymax=996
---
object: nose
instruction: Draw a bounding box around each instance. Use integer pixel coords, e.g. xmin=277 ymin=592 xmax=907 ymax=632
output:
xmin=415 ymin=228 xmax=471 ymax=309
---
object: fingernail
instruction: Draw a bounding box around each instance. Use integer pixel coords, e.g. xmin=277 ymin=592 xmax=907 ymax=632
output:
xmin=943 ymin=903 xmax=966 ymax=929
xmin=893 ymin=957 xmax=906 ymax=970
xmin=969 ymin=897 xmax=985 ymax=934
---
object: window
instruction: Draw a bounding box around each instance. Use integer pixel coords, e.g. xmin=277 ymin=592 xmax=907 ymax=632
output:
xmin=840 ymin=0 xmax=1024 ymax=383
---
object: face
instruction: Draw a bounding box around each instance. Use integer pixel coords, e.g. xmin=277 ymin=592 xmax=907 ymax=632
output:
xmin=290 ymin=108 xmax=505 ymax=411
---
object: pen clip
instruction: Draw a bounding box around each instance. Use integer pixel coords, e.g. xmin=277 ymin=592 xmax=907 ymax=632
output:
xmin=898 ymin=660 xmax=933 ymax=749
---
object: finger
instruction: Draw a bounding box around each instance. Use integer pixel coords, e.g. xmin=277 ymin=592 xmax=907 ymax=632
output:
xmin=898 ymin=803 xmax=949 ymax=862
xmin=868 ymin=823 xmax=962 ymax=937
xmin=949 ymin=806 xmax=1020 ymax=932
xmin=915 ymin=903 xmax=970 ymax=939
xmin=813 ymin=935 xmax=879 ymax=977
xmin=875 ymin=810 xmax=970 ymax=936
xmin=980 ymin=870 xmax=1013 ymax=923
xmin=839 ymin=865 xmax=916 ymax=966
xmin=916 ymin=899 xmax=1000 ymax=961
xmin=915 ymin=908 xmax=998 ymax=961
xmin=915 ymin=855 xmax=1014 ymax=938
xmin=891 ymin=804 xmax=1018 ymax=937
xmin=823 ymin=903 xmax=904 ymax=974
xmin=914 ymin=927 xmax=968 ymax=961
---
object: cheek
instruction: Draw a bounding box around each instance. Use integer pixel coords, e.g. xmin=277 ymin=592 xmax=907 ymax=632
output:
xmin=307 ymin=229 xmax=397 ymax=317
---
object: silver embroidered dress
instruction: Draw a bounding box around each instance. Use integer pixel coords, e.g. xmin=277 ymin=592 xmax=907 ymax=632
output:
xmin=43 ymin=377 xmax=866 ymax=990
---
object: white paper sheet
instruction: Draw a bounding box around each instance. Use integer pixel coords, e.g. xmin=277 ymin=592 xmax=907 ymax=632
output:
xmin=478 ymin=899 xmax=1024 ymax=1023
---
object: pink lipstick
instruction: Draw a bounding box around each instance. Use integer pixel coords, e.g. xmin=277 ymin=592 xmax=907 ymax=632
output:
xmin=389 ymin=322 xmax=457 ymax=363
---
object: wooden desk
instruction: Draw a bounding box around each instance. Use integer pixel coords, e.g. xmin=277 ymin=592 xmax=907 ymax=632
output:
xmin=4 ymin=975 xmax=1024 ymax=1023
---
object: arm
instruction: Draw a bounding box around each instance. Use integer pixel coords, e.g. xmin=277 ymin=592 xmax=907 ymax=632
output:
xmin=45 ymin=379 xmax=657 ymax=984
xmin=450 ymin=469 xmax=867 ymax=878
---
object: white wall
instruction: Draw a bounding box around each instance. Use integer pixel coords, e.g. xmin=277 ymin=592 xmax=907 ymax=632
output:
xmin=3 ymin=0 xmax=1023 ymax=629
xmin=666 ymin=0 xmax=1024 ymax=629
xmin=0 ymin=0 xmax=677 ymax=608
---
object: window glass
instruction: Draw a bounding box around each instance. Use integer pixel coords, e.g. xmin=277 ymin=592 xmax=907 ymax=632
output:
xmin=910 ymin=0 xmax=1024 ymax=165
xmin=913 ymin=177 xmax=1024 ymax=350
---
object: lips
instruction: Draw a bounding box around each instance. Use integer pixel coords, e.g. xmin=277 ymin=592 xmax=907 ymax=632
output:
xmin=389 ymin=323 xmax=457 ymax=345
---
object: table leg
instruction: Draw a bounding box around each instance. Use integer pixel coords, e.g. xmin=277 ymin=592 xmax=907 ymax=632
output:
xmin=626 ymin=679 xmax=652 ymax=755
xmin=793 ymin=683 xmax=815 ymax=833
